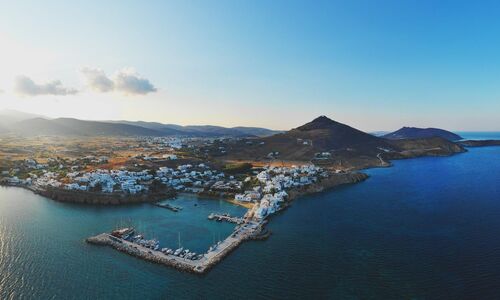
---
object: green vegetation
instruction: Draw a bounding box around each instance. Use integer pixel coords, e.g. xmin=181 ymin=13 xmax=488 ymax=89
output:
xmin=223 ymin=162 xmax=253 ymax=175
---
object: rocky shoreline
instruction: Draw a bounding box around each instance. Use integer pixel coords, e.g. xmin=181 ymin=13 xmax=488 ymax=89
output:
xmin=287 ymin=172 xmax=369 ymax=201
xmin=0 ymin=183 xmax=176 ymax=205
xmin=459 ymin=140 xmax=500 ymax=147
xmin=38 ymin=187 xmax=176 ymax=205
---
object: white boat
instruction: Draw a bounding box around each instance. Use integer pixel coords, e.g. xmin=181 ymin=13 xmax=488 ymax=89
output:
xmin=174 ymin=248 xmax=183 ymax=256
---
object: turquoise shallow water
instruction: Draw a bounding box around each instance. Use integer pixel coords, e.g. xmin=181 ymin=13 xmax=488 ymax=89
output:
xmin=1 ymin=138 xmax=500 ymax=299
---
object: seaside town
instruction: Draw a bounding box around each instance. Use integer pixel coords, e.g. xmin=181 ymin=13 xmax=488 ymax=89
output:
xmin=86 ymin=161 xmax=333 ymax=273
xmin=0 ymin=121 xmax=486 ymax=275
xmin=0 ymin=135 xmax=354 ymax=273
xmin=0 ymin=148 xmax=329 ymax=220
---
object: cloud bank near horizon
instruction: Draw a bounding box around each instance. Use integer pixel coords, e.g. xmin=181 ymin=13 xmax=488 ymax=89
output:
xmin=80 ymin=67 xmax=157 ymax=95
xmin=14 ymin=76 xmax=78 ymax=96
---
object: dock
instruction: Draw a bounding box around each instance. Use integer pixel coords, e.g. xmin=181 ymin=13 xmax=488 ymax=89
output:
xmin=152 ymin=202 xmax=182 ymax=212
xmin=208 ymin=213 xmax=245 ymax=224
xmin=86 ymin=221 xmax=264 ymax=274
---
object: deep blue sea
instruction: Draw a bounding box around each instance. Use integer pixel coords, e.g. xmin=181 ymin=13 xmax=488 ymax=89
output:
xmin=1 ymin=133 xmax=499 ymax=299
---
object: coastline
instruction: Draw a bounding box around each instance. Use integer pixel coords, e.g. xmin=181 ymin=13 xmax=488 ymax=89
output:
xmin=0 ymin=183 xmax=176 ymax=205
xmin=82 ymin=172 xmax=370 ymax=274
xmin=286 ymin=172 xmax=369 ymax=202
xmin=459 ymin=140 xmax=500 ymax=147
xmin=176 ymin=191 xmax=254 ymax=209
xmin=5 ymin=145 xmax=484 ymax=276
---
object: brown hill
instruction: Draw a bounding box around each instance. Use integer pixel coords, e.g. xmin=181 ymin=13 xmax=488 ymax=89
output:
xmin=224 ymin=116 xmax=394 ymax=162
xmin=222 ymin=116 xmax=465 ymax=169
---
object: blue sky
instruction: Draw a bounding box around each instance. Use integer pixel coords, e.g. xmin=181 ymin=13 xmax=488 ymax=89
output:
xmin=0 ymin=0 xmax=499 ymax=130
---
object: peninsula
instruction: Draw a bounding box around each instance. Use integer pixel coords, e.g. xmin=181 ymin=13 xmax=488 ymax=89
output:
xmin=1 ymin=115 xmax=498 ymax=274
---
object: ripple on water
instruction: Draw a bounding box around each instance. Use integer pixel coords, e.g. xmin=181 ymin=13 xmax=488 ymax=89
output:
xmin=0 ymin=146 xmax=500 ymax=299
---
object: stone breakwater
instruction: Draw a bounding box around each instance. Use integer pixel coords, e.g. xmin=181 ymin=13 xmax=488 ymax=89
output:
xmin=86 ymin=222 xmax=265 ymax=274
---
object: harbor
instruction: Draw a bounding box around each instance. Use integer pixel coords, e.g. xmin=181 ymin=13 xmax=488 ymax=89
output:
xmin=86 ymin=220 xmax=265 ymax=274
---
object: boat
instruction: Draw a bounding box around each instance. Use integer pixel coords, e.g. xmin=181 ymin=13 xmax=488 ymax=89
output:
xmin=111 ymin=227 xmax=134 ymax=238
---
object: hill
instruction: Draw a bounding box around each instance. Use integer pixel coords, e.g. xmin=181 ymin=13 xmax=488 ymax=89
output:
xmin=111 ymin=121 xmax=280 ymax=137
xmin=221 ymin=116 xmax=465 ymax=169
xmin=231 ymin=126 xmax=281 ymax=137
xmin=385 ymin=137 xmax=465 ymax=158
xmin=0 ymin=110 xmax=280 ymax=138
xmin=383 ymin=127 xmax=462 ymax=141
xmin=224 ymin=116 xmax=394 ymax=163
xmin=11 ymin=118 xmax=172 ymax=137
xmin=0 ymin=109 xmax=46 ymax=127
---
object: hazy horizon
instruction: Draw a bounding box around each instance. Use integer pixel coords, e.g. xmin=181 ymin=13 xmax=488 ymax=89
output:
xmin=2 ymin=108 xmax=500 ymax=133
xmin=1 ymin=0 xmax=500 ymax=131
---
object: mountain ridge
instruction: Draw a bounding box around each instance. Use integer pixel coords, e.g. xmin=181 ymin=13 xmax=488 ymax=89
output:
xmin=0 ymin=110 xmax=280 ymax=137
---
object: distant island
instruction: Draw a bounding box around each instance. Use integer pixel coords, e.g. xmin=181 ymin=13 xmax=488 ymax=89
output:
xmin=382 ymin=127 xmax=463 ymax=141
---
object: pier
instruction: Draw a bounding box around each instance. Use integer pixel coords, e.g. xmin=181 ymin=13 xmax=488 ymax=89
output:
xmin=208 ymin=213 xmax=245 ymax=224
xmin=86 ymin=221 xmax=264 ymax=274
xmin=152 ymin=202 xmax=182 ymax=212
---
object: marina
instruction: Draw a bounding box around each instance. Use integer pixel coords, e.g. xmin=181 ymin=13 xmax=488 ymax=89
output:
xmin=87 ymin=221 xmax=265 ymax=274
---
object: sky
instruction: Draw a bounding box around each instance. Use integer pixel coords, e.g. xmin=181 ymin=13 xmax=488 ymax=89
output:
xmin=0 ymin=0 xmax=499 ymax=131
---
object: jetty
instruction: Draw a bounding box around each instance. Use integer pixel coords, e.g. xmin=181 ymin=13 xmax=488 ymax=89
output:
xmin=152 ymin=202 xmax=182 ymax=212
xmin=86 ymin=221 xmax=264 ymax=274
xmin=208 ymin=213 xmax=245 ymax=224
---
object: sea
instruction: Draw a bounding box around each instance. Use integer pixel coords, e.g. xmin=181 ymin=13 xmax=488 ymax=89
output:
xmin=0 ymin=132 xmax=499 ymax=299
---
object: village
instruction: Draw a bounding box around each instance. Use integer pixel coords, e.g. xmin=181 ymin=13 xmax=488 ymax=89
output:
xmin=0 ymin=155 xmax=329 ymax=221
xmin=0 ymin=135 xmax=348 ymax=273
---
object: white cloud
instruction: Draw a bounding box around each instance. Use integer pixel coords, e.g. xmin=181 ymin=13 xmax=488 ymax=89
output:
xmin=80 ymin=67 xmax=114 ymax=92
xmin=113 ymin=68 xmax=157 ymax=95
xmin=80 ymin=67 xmax=157 ymax=95
xmin=14 ymin=75 xmax=78 ymax=96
